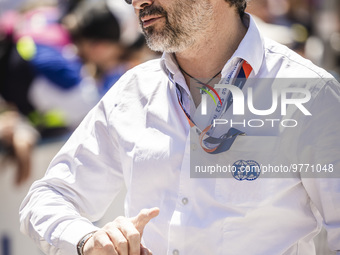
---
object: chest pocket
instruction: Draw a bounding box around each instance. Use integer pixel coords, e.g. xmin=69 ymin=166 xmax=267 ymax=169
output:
xmin=213 ymin=135 xmax=285 ymax=207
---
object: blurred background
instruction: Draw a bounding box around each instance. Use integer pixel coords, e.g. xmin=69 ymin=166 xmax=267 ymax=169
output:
xmin=0 ymin=0 xmax=339 ymax=254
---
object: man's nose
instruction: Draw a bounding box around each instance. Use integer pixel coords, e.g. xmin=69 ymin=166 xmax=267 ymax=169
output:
xmin=132 ymin=0 xmax=153 ymax=10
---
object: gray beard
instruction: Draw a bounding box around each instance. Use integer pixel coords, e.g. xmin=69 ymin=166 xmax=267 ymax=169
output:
xmin=140 ymin=0 xmax=213 ymax=53
xmin=142 ymin=20 xmax=195 ymax=53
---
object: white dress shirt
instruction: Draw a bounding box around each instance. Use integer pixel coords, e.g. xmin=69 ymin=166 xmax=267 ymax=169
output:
xmin=20 ymin=14 xmax=340 ymax=255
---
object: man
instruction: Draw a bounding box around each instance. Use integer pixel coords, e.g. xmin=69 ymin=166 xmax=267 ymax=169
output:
xmin=20 ymin=0 xmax=340 ymax=255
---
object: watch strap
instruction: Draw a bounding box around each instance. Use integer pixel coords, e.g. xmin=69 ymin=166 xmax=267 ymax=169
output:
xmin=77 ymin=231 xmax=97 ymax=255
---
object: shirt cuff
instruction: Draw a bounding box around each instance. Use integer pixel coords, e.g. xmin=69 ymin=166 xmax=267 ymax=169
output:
xmin=55 ymin=218 xmax=99 ymax=255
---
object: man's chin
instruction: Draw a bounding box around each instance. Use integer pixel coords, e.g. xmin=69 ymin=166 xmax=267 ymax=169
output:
xmin=145 ymin=41 xmax=169 ymax=53
xmin=144 ymin=34 xmax=168 ymax=52
xmin=146 ymin=39 xmax=188 ymax=53
xmin=143 ymin=30 xmax=188 ymax=53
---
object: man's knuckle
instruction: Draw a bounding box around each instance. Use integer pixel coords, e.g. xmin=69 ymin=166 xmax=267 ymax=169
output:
xmin=116 ymin=239 xmax=128 ymax=249
xmin=102 ymin=242 xmax=114 ymax=251
xmin=127 ymin=231 xmax=140 ymax=241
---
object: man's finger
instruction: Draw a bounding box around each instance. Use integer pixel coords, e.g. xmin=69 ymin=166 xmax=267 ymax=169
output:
xmin=105 ymin=227 xmax=129 ymax=255
xmin=113 ymin=217 xmax=141 ymax=255
xmin=84 ymin=230 xmax=118 ymax=255
xmin=131 ymin=207 xmax=160 ymax=233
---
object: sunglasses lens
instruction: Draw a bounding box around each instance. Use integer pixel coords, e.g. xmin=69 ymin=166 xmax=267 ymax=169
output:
xmin=125 ymin=0 xmax=132 ymax=4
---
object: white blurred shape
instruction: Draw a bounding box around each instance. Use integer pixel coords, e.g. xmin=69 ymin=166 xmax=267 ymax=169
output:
xmin=28 ymin=76 xmax=99 ymax=128
xmin=253 ymin=16 xmax=293 ymax=46
xmin=106 ymin=0 xmax=142 ymax=46
xmin=305 ymin=36 xmax=325 ymax=66
xmin=330 ymin=32 xmax=340 ymax=52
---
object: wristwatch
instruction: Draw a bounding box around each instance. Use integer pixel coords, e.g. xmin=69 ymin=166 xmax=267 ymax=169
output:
xmin=77 ymin=231 xmax=97 ymax=255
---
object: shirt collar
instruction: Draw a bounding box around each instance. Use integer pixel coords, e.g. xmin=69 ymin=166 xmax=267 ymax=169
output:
xmin=161 ymin=13 xmax=264 ymax=77
xmin=161 ymin=52 xmax=180 ymax=77
xmin=225 ymin=13 xmax=264 ymax=76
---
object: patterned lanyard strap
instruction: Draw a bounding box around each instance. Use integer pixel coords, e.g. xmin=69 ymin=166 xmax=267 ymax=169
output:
xmin=172 ymin=60 xmax=252 ymax=154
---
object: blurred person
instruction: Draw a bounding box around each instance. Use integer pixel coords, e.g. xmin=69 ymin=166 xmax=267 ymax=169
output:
xmin=308 ymin=0 xmax=340 ymax=78
xmin=247 ymin=0 xmax=312 ymax=56
xmin=0 ymin=0 xmax=98 ymax=137
xmin=19 ymin=0 xmax=340 ymax=255
xmin=0 ymin=98 xmax=39 ymax=186
xmin=246 ymin=0 xmax=294 ymax=47
xmin=64 ymin=0 xmax=157 ymax=96
xmin=284 ymin=0 xmax=314 ymax=58
xmin=58 ymin=0 xmax=84 ymax=20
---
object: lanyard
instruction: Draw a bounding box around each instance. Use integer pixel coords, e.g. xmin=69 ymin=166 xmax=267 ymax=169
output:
xmin=171 ymin=60 xmax=252 ymax=154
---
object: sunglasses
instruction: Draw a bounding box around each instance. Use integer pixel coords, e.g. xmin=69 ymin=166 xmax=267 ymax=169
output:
xmin=124 ymin=0 xmax=132 ymax=4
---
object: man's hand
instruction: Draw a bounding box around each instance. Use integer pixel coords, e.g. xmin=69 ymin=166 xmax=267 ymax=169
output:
xmin=83 ymin=207 xmax=160 ymax=255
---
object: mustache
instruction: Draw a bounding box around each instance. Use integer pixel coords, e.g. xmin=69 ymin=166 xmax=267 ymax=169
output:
xmin=139 ymin=5 xmax=167 ymax=19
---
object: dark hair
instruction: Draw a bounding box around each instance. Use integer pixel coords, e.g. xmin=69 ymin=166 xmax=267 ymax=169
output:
xmin=69 ymin=1 xmax=120 ymax=42
xmin=226 ymin=0 xmax=248 ymax=17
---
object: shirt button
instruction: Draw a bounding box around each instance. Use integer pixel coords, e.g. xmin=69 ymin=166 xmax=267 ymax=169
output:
xmin=182 ymin=197 xmax=189 ymax=205
xmin=173 ymin=249 xmax=179 ymax=255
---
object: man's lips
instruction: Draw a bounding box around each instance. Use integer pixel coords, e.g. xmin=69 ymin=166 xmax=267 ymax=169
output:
xmin=141 ymin=15 xmax=164 ymax=28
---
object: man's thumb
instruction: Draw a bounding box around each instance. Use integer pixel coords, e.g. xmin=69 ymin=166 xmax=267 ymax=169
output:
xmin=132 ymin=207 xmax=160 ymax=233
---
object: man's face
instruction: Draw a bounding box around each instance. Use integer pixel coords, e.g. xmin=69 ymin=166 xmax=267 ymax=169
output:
xmin=137 ymin=0 xmax=213 ymax=53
